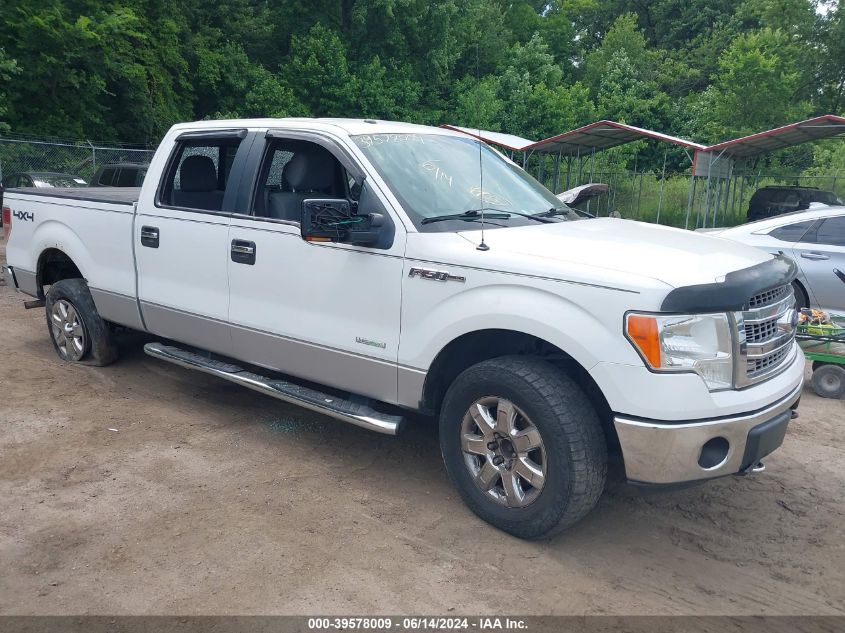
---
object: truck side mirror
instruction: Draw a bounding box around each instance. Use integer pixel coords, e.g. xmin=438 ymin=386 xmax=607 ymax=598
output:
xmin=300 ymin=198 xmax=384 ymax=247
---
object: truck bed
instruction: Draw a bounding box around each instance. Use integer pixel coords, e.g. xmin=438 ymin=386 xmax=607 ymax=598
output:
xmin=5 ymin=186 xmax=140 ymax=206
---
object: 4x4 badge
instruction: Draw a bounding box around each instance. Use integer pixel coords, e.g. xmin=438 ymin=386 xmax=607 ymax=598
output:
xmin=408 ymin=267 xmax=465 ymax=283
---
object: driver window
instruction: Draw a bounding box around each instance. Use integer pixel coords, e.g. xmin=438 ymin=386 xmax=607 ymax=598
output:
xmin=252 ymin=139 xmax=348 ymax=222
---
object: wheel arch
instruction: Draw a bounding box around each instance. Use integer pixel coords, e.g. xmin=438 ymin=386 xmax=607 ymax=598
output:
xmin=420 ymin=328 xmax=618 ymax=452
xmin=30 ymin=219 xmax=94 ymax=299
xmin=36 ymin=247 xmax=84 ymax=299
xmin=791 ymin=277 xmax=810 ymax=309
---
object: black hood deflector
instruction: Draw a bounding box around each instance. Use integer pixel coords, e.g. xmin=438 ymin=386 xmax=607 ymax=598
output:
xmin=660 ymin=254 xmax=797 ymax=313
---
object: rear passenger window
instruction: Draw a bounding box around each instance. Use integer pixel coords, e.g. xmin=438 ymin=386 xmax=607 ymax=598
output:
xmin=251 ymin=139 xmax=347 ymax=222
xmin=160 ymin=138 xmax=242 ymax=212
xmin=98 ymin=168 xmax=116 ymax=186
xmin=769 ymin=220 xmax=815 ymax=243
xmin=115 ymin=168 xmax=137 ymax=187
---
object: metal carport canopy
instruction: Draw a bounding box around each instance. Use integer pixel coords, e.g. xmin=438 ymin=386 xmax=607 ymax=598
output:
xmin=702 ymin=114 xmax=845 ymax=159
xmin=526 ymin=120 xmax=706 ymax=155
xmin=438 ymin=125 xmax=536 ymax=152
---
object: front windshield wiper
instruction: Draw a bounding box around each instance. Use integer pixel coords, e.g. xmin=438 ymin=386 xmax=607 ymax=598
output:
xmin=421 ymin=208 xmax=553 ymax=225
xmin=421 ymin=209 xmax=510 ymax=225
xmin=536 ymin=206 xmax=572 ymax=218
xmin=505 ymin=209 xmax=554 ymax=223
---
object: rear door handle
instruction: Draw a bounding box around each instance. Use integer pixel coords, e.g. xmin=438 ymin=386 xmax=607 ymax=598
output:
xmin=800 ymin=251 xmax=829 ymax=261
xmin=231 ymin=239 xmax=256 ymax=265
xmin=140 ymin=226 xmax=159 ymax=248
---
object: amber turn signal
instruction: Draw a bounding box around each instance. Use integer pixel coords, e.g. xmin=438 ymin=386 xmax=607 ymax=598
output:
xmin=626 ymin=315 xmax=662 ymax=368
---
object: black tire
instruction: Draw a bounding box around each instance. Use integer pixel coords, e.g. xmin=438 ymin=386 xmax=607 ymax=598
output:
xmin=811 ymin=364 xmax=845 ymax=399
xmin=439 ymin=356 xmax=607 ymax=539
xmin=791 ymin=281 xmax=809 ymax=311
xmin=45 ymin=278 xmax=118 ymax=366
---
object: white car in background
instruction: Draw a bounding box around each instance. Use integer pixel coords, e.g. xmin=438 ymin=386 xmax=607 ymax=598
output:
xmin=701 ymin=206 xmax=845 ymax=314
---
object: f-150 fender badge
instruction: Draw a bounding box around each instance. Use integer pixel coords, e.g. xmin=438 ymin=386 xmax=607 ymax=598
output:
xmin=408 ymin=267 xmax=466 ymax=283
xmin=13 ymin=210 xmax=34 ymax=222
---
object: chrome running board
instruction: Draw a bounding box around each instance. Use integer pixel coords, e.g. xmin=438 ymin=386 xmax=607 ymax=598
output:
xmin=144 ymin=342 xmax=405 ymax=435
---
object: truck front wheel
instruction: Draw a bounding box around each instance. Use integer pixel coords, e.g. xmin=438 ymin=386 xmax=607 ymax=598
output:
xmin=439 ymin=356 xmax=607 ymax=539
xmin=45 ymin=279 xmax=118 ymax=366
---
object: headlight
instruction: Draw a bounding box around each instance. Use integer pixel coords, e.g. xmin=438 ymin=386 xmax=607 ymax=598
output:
xmin=625 ymin=312 xmax=734 ymax=391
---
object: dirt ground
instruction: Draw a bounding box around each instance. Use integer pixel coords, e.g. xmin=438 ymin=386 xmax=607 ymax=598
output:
xmin=0 ymin=243 xmax=843 ymax=617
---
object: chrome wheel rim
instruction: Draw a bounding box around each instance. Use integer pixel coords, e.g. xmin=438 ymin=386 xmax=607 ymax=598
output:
xmin=460 ymin=396 xmax=547 ymax=508
xmin=50 ymin=299 xmax=85 ymax=361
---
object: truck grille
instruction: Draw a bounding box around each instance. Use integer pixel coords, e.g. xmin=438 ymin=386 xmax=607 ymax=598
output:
xmin=745 ymin=318 xmax=778 ymax=344
xmin=747 ymin=344 xmax=792 ymax=376
xmin=748 ymin=285 xmax=790 ymax=309
xmin=734 ymin=285 xmax=796 ymax=387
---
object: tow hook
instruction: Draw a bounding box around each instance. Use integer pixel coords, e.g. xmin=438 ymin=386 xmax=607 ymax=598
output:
xmin=737 ymin=460 xmax=766 ymax=476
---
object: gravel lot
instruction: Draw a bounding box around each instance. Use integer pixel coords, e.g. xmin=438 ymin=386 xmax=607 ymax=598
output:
xmin=0 ymin=243 xmax=843 ymax=616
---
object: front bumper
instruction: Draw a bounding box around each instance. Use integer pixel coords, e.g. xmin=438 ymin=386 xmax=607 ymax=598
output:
xmin=614 ymin=380 xmax=802 ymax=485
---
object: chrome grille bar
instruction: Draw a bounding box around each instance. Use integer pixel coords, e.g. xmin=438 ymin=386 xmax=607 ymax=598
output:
xmin=733 ymin=285 xmax=797 ymax=388
xmin=748 ymin=285 xmax=790 ymax=309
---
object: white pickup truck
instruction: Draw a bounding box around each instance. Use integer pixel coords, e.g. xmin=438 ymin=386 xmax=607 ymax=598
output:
xmin=2 ymin=119 xmax=805 ymax=538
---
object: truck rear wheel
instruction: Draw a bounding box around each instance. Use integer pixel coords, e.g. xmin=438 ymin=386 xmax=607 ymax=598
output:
xmin=439 ymin=356 xmax=607 ymax=539
xmin=45 ymin=279 xmax=118 ymax=366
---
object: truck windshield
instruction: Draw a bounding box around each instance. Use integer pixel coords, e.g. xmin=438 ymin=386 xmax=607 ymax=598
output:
xmin=352 ymin=133 xmax=569 ymax=231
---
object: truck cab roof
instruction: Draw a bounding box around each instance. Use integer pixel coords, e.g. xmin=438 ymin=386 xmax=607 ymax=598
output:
xmin=167 ymin=117 xmax=461 ymax=138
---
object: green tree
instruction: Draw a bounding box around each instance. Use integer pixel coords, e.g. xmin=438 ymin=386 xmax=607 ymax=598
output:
xmin=596 ymin=49 xmax=669 ymax=128
xmin=0 ymin=0 xmax=834 ymax=159
xmin=817 ymin=3 xmax=845 ymax=112
xmin=450 ymin=76 xmax=504 ymax=132
xmin=581 ymin=13 xmax=670 ymax=132
xmin=241 ymin=68 xmax=309 ymax=119
xmin=583 ymin=14 xmax=658 ymax=96
xmin=492 ymin=34 xmax=595 ymax=140
xmin=355 ymin=57 xmax=423 ymax=121
xmin=0 ymin=1 xmax=193 ymax=141
xmin=540 ymin=2 xmax=584 ymax=67
xmin=692 ymin=28 xmax=811 ymax=142
xmin=284 ymin=23 xmax=357 ymax=116
xmin=504 ymin=1 xmax=543 ymax=44
xmin=0 ymin=48 xmax=21 ymax=133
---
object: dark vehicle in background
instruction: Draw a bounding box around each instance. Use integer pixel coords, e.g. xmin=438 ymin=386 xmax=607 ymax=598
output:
xmin=90 ymin=162 xmax=148 ymax=187
xmin=2 ymin=171 xmax=87 ymax=188
xmin=748 ymin=185 xmax=842 ymax=222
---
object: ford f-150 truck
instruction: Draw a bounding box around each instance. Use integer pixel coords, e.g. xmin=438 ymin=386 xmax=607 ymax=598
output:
xmin=2 ymin=119 xmax=804 ymax=538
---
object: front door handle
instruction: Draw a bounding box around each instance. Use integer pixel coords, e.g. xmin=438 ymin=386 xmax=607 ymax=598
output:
xmin=140 ymin=226 xmax=159 ymax=248
xmin=800 ymin=251 xmax=830 ymax=261
xmin=231 ymin=239 xmax=256 ymax=265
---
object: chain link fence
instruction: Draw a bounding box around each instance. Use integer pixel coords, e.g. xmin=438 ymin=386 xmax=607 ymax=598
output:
xmin=0 ymin=134 xmax=156 ymax=184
